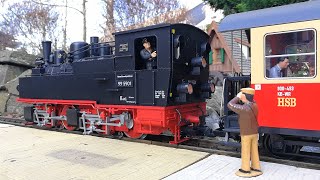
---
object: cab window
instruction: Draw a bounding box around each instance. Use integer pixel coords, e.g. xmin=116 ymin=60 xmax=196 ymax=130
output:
xmin=264 ymin=29 xmax=316 ymax=78
xmin=173 ymin=35 xmax=185 ymax=60
xmin=134 ymin=36 xmax=157 ymax=70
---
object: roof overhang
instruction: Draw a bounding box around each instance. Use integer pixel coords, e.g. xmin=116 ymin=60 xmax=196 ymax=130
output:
xmin=219 ymin=1 xmax=320 ymax=32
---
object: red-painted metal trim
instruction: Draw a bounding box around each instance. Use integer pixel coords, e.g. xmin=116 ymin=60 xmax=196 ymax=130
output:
xmin=17 ymin=98 xmax=206 ymax=110
xmin=17 ymin=98 xmax=97 ymax=106
xmin=17 ymin=98 xmax=206 ymax=144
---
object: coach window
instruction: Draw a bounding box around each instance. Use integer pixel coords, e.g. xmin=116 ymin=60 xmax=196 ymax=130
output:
xmin=265 ymin=29 xmax=316 ymax=78
xmin=134 ymin=36 xmax=157 ymax=70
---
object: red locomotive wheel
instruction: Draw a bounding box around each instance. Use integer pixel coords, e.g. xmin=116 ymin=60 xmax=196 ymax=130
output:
xmin=44 ymin=121 xmax=54 ymax=128
xmin=60 ymin=105 xmax=77 ymax=131
xmin=61 ymin=120 xmax=77 ymax=131
xmin=123 ymin=130 xmax=147 ymax=139
xmin=122 ymin=113 xmax=146 ymax=139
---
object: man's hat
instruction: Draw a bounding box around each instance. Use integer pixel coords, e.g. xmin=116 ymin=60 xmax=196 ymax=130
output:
xmin=241 ymin=88 xmax=255 ymax=95
xmin=142 ymin=38 xmax=149 ymax=44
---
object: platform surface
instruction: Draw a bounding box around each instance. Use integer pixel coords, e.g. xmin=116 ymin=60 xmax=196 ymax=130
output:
xmin=165 ymin=153 xmax=320 ymax=180
xmin=1 ymin=124 xmax=320 ymax=180
xmin=0 ymin=124 xmax=208 ymax=180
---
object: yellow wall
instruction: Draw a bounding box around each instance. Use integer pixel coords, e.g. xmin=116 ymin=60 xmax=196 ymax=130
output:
xmin=251 ymin=20 xmax=320 ymax=84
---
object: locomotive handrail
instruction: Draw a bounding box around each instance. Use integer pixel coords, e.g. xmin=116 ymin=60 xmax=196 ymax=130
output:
xmin=69 ymin=42 xmax=115 ymax=59
xmin=114 ymin=55 xmax=133 ymax=58
xmin=220 ymin=78 xmax=226 ymax=117
xmin=225 ymin=76 xmax=250 ymax=81
xmin=25 ymin=72 xmax=73 ymax=77
xmin=69 ymin=42 xmax=115 ymax=54
xmin=134 ymin=72 xmax=137 ymax=104
xmin=106 ymin=89 xmax=121 ymax=92
xmin=95 ymin=78 xmax=108 ymax=81
xmin=74 ymin=55 xmax=114 ymax=62
xmin=175 ymin=108 xmax=182 ymax=126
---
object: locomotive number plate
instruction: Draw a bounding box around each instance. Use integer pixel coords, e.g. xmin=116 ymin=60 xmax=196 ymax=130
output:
xmin=117 ymin=80 xmax=134 ymax=87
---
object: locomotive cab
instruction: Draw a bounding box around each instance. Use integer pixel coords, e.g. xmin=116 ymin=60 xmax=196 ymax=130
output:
xmin=113 ymin=23 xmax=213 ymax=106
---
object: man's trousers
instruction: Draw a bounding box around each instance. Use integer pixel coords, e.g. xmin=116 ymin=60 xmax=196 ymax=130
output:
xmin=240 ymin=134 xmax=261 ymax=171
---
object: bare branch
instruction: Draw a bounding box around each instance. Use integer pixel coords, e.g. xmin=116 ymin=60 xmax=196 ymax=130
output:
xmin=1 ymin=0 xmax=59 ymax=52
xmin=101 ymin=0 xmax=187 ymax=40
xmin=30 ymin=0 xmax=83 ymax=15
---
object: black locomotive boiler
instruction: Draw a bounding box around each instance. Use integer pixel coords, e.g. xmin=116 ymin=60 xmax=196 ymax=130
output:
xmin=17 ymin=23 xmax=215 ymax=144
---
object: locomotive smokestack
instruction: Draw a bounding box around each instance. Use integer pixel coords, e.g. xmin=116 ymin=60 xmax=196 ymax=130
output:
xmin=90 ymin=36 xmax=99 ymax=57
xmin=42 ymin=41 xmax=52 ymax=64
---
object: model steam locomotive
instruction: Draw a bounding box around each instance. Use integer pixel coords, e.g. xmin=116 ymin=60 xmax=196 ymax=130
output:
xmin=17 ymin=23 xmax=215 ymax=144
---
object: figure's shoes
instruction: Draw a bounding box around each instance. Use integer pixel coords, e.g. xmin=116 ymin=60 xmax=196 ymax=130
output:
xmin=235 ymin=169 xmax=253 ymax=178
xmin=250 ymin=168 xmax=263 ymax=177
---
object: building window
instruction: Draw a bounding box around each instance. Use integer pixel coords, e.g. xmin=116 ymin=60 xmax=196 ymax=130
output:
xmin=238 ymin=44 xmax=249 ymax=59
xmin=264 ymin=29 xmax=316 ymax=79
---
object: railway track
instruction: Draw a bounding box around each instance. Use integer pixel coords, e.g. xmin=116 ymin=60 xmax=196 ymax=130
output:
xmin=1 ymin=116 xmax=320 ymax=170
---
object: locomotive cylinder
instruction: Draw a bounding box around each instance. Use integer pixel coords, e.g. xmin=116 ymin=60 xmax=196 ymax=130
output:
xmin=42 ymin=41 xmax=52 ymax=64
xmin=177 ymin=83 xmax=193 ymax=94
xmin=201 ymin=83 xmax=215 ymax=93
xmin=191 ymin=57 xmax=207 ymax=68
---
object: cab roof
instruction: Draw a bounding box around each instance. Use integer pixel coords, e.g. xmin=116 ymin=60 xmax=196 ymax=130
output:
xmin=114 ymin=23 xmax=170 ymax=35
xmin=219 ymin=1 xmax=320 ymax=32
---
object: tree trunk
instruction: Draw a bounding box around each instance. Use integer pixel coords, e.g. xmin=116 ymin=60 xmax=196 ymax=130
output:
xmin=107 ymin=0 xmax=115 ymax=36
xmin=101 ymin=0 xmax=115 ymax=41
xmin=82 ymin=0 xmax=87 ymax=42
xmin=63 ymin=0 xmax=68 ymax=50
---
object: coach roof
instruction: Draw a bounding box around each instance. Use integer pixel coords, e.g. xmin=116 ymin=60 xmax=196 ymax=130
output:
xmin=219 ymin=1 xmax=320 ymax=32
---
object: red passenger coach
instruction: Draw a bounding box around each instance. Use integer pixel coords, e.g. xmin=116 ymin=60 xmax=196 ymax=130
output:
xmin=254 ymin=83 xmax=319 ymax=131
xmin=219 ymin=1 xmax=320 ymax=157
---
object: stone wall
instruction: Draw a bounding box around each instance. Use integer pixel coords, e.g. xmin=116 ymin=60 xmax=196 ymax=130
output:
xmin=0 ymin=65 xmax=28 ymax=85
xmin=0 ymin=50 xmax=35 ymax=67
xmin=206 ymin=86 xmax=223 ymax=115
xmin=0 ymin=91 xmax=9 ymax=114
xmin=0 ymin=50 xmax=35 ymax=116
xmin=0 ymin=69 xmax=32 ymax=116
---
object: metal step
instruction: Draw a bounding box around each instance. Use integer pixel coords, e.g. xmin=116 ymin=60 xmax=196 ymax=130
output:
xmin=218 ymin=141 xmax=241 ymax=148
xmin=223 ymin=128 xmax=240 ymax=133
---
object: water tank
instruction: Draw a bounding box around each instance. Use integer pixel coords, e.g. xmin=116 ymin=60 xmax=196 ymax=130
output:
xmin=70 ymin=42 xmax=89 ymax=61
xmin=99 ymin=43 xmax=111 ymax=56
